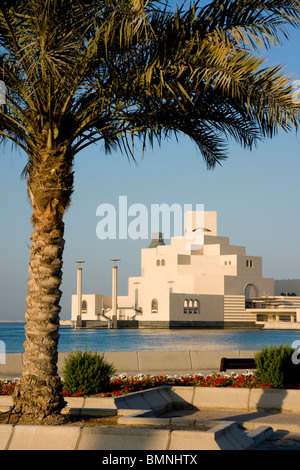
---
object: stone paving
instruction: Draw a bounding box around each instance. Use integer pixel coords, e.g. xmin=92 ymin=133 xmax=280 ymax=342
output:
xmin=2 ymin=383 xmax=300 ymax=449
xmin=256 ymin=431 xmax=300 ymax=450
xmin=163 ymin=408 xmax=300 ymax=450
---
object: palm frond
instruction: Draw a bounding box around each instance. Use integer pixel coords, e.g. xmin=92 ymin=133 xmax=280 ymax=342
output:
xmin=0 ymin=0 xmax=299 ymax=169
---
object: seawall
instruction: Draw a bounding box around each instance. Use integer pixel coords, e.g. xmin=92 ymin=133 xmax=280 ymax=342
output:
xmin=0 ymin=349 xmax=258 ymax=378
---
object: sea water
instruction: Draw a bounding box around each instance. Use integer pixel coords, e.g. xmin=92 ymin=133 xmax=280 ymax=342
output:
xmin=1 ymin=322 xmax=300 ymax=353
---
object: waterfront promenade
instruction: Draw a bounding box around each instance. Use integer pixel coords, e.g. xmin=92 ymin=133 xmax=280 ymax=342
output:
xmin=1 ymin=385 xmax=300 ymax=450
xmin=1 ymin=349 xmax=300 ymax=449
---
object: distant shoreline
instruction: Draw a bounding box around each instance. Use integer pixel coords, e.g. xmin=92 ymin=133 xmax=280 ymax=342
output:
xmin=0 ymin=320 xmax=72 ymax=325
xmin=0 ymin=320 xmax=25 ymax=322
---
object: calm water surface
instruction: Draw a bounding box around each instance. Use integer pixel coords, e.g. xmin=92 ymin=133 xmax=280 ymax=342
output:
xmin=1 ymin=322 xmax=300 ymax=353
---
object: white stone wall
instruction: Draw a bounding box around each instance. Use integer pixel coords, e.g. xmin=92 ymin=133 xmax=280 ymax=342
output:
xmin=71 ymin=210 xmax=276 ymax=325
xmin=71 ymin=294 xmax=112 ymax=322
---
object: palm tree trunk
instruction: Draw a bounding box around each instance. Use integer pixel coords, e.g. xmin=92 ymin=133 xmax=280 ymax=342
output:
xmin=13 ymin=148 xmax=73 ymax=421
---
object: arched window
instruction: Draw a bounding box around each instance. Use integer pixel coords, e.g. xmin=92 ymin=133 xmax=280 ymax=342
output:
xmin=161 ymin=259 xmax=165 ymax=266
xmin=183 ymin=298 xmax=200 ymax=315
xmin=82 ymin=300 xmax=87 ymax=313
xmin=193 ymin=300 xmax=199 ymax=314
xmin=151 ymin=298 xmax=158 ymax=313
xmin=245 ymin=283 xmax=258 ymax=300
xmin=245 ymin=283 xmax=258 ymax=308
xmin=156 ymin=259 xmax=160 ymax=266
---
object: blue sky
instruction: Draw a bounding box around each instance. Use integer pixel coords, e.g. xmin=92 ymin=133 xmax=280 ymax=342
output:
xmin=0 ymin=4 xmax=300 ymax=321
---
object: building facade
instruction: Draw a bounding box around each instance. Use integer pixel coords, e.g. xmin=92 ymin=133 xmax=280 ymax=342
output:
xmin=116 ymin=211 xmax=273 ymax=328
xmin=71 ymin=210 xmax=300 ymax=329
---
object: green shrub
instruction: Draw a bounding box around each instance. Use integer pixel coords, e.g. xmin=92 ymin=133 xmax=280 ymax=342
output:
xmin=62 ymin=349 xmax=116 ymax=395
xmin=255 ymin=344 xmax=300 ymax=389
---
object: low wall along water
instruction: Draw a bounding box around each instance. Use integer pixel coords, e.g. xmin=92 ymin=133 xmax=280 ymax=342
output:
xmin=0 ymin=350 xmax=258 ymax=378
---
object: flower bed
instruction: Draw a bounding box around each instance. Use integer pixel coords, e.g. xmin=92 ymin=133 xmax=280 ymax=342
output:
xmin=0 ymin=379 xmax=16 ymax=396
xmin=101 ymin=372 xmax=272 ymax=397
xmin=63 ymin=371 xmax=272 ymax=397
xmin=2 ymin=372 xmax=300 ymax=398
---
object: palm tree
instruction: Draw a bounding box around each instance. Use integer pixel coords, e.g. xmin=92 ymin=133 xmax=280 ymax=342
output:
xmin=0 ymin=0 xmax=299 ymax=421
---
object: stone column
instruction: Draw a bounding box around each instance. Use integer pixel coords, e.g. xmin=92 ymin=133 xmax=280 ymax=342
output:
xmin=76 ymin=261 xmax=85 ymax=325
xmin=111 ymin=259 xmax=120 ymax=321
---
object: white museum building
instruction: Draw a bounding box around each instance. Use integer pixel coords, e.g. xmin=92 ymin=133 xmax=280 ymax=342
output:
xmin=71 ymin=211 xmax=300 ymax=329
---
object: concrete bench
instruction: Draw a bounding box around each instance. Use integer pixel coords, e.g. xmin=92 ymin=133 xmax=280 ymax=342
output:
xmin=220 ymin=357 xmax=256 ymax=372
